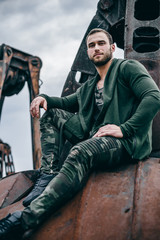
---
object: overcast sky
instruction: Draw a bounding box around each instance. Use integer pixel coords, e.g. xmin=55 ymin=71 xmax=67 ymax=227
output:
xmin=0 ymin=0 xmax=124 ymax=174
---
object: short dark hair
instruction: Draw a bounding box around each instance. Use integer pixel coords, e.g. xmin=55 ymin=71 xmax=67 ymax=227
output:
xmin=86 ymin=28 xmax=113 ymax=45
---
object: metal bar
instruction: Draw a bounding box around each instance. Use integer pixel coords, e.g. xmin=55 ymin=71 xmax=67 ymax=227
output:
xmin=0 ymin=46 xmax=13 ymax=99
xmin=28 ymin=57 xmax=42 ymax=169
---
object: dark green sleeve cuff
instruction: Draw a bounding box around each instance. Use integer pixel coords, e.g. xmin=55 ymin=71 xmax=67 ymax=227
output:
xmin=120 ymin=124 xmax=131 ymax=138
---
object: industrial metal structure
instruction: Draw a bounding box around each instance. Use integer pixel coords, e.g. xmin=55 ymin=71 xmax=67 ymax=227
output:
xmin=0 ymin=45 xmax=42 ymax=172
xmin=0 ymin=0 xmax=159 ymax=239
xmin=125 ymin=0 xmax=160 ymax=154
xmin=0 ymin=139 xmax=15 ymax=177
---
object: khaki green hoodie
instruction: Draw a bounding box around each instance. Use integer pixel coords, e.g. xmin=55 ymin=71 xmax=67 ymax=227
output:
xmin=41 ymin=59 xmax=160 ymax=160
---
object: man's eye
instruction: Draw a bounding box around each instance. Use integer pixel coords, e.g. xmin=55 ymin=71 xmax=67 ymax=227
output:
xmin=89 ymin=44 xmax=95 ymax=48
xmin=99 ymin=42 xmax=105 ymax=45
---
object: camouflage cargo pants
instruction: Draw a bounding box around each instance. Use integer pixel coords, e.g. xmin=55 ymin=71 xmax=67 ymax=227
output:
xmin=21 ymin=109 xmax=128 ymax=229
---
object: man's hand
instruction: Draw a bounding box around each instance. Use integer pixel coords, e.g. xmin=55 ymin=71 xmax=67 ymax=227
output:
xmin=93 ymin=124 xmax=123 ymax=138
xmin=30 ymin=96 xmax=47 ymax=118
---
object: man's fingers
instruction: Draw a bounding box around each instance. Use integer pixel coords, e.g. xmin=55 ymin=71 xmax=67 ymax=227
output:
xmin=92 ymin=124 xmax=123 ymax=138
xmin=30 ymin=104 xmax=40 ymax=118
xmin=30 ymin=97 xmax=47 ymax=118
xmin=43 ymin=100 xmax=47 ymax=111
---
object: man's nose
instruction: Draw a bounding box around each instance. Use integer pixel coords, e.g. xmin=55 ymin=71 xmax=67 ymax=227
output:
xmin=95 ymin=44 xmax=100 ymax=51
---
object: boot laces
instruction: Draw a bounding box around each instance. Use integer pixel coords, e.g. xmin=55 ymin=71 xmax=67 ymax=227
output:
xmin=0 ymin=214 xmax=13 ymax=231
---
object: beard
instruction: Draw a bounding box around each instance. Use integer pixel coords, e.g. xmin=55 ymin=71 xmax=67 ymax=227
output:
xmin=90 ymin=48 xmax=113 ymax=67
xmin=93 ymin=55 xmax=112 ymax=66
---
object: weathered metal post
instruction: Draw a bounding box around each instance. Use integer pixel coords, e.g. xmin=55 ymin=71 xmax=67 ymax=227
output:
xmin=0 ymin=46 xmax=13 ymax=100
xmin=0 ymin=45 xmax=13 ymax=121
xmin=28 ymin=57 xmax=42 ymax=169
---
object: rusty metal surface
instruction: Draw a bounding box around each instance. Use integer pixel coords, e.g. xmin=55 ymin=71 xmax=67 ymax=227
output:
xmin=0 ymin=170 xmax=38 ymax=209
xmin=0 ymin=200 xmax=24 ymax=220
xmin=31 ymin=158 xmax=160 ymax=240
xmin=0 ymin=158 xmax=159 ymax=240
xmin=131 ymin=158 xmax=160 ymax=240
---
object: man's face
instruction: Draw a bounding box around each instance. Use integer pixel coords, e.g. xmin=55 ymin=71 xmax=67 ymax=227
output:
xmin=87 ymin=32 xmax=115 ymax=67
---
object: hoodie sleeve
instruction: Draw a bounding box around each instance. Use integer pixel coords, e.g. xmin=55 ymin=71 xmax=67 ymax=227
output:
xmin=120 ymin=60 xmax=160 ymax=138
xmin=39 ymin=92 xmax=79 ymax=113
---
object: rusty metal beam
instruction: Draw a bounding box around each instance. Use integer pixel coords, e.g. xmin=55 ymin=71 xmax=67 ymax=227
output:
xmin=28 ymin=57 xmax=42 ymax=169
xmin=0 ymin=44 xmax=42 ymax=169
xmin=0 ymin=45 xmax=13 ymax=99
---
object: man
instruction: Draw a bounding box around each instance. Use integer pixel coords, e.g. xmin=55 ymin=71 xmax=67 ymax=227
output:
xmin=0 ymin=28 xmax=160 ymax=239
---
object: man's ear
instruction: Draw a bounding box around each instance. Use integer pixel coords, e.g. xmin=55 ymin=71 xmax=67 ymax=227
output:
xmin=111 ymin=44 xmax=116 ymax=53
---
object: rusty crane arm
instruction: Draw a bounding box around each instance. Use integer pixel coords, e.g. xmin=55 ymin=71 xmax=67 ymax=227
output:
xmin=0 ymin=44 xmax=42 ymax=169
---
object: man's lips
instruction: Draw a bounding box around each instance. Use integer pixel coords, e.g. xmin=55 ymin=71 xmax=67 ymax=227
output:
xmin=93 ymin=53 xmax=103 ymax=57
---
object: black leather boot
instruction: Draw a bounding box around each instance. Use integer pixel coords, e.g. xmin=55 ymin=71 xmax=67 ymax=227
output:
xmin=0 ymin=211 xmax=23 ymax=240
xmin=23 ymin=173 xmax=56 ymax=207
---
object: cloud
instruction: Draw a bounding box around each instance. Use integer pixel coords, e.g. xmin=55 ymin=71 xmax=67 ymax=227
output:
xmin=59 ymin=0 xmax=98 ymax=14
